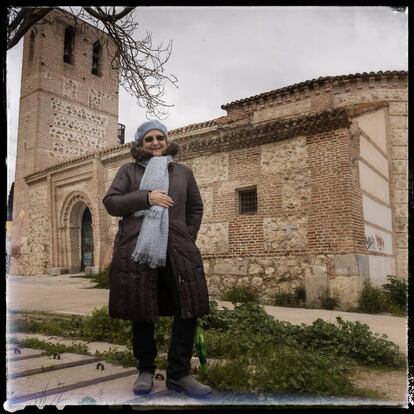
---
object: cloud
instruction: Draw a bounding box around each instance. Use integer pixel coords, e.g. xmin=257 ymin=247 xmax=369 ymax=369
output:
xmin=6 ymin=6 xmax=408 ymax=195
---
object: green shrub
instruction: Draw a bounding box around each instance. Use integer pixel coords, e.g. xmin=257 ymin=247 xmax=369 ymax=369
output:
xmin=197 ymin=345 xmax=356 ymax=396
xmin=89 ymin=267 xmax=110 ymax=289
xmin=221 ymin=284 xmax=259 ymax=304
xmin=199 ymin=300 xmax=235 ymax=331
xmin=320 ymin=294 xmax=340 ymax=310
xmin=357 ymin=282 xmax=390 ymax=314
xmin=299 ymin=317 xmax=405 ymax=368
xmin=82 ymin=306 xmax=132 ymax=346
xmin=382 ymin=275 xmax=407 ymax=314
xmin=271 ymin=287 xmax=306 ymax=308
xmin=9 ymin=313 xmax=84 ymax=338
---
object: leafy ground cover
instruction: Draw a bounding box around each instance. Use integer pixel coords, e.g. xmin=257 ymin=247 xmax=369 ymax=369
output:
xmin=8 ymin=299 xmax=406 ymax=399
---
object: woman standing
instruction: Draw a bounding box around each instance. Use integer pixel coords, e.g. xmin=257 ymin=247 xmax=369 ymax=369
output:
xmin=103 ymin=120 xmax=212 ymax=398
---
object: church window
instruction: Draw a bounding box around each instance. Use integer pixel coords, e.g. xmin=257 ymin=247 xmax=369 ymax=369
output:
xmin=92 ymin=41 xmax=102 ymax=75
xmin=63 ymin=26 xmax=75 ymax=64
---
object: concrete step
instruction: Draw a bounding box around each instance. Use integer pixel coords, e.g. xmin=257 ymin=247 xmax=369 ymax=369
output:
xmin=7 ymin=354 xmax=138 ymax=408
xmin=7 ymin=351 xmax=101 ymax=378
xmin=5 ymin=342 xmax=403 ymax=409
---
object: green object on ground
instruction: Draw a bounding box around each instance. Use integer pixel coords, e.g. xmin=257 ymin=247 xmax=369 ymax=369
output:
xmin=195 ymin=319 xmax=208 ymax=374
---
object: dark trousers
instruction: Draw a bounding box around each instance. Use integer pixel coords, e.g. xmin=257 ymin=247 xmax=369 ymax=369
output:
xmin=132 ymin=253 xmax=197 ymax=380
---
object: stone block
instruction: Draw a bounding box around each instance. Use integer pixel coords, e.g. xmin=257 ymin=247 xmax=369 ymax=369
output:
xmin=48 ymin=267 xmax=69 ymax=276
xmin=393 ymin=189 xmax=408 ymax=204
xmin=252 ymin=276 xmax=263 ymax=287
xmin=69 ymin=266 xmax=81 ymax=274
xmin=213 ymin=259 xmax=236 ymax=275
xmin=234 ymin=259 xmax=248 ymax=275
xmin=248 ymin=263 xmax=263 ymax=275
xmin=328 ymin=276 xmax=364 ymax=310
xmin=392 ymin=160 xmax=407 ymax=175
xmin=85 ymin=266 xmax=99 ymax=275
xmin=390 ymin=129 xmax=407 ymax=146
xmin=311 ymin=265 xmax=327 ymax=278
xmin=356 ymin=255 xmax=370 ymax=280
xmin=305 ymin=269 xmax=328 ymax=306
xmin=391 ymin=145 xmax=408 ymax=160
xmin=334 ymin=254 xmax=358 ymax=276
xmin=395 ymin=203 xmax=408 ymax=218
xmin=237 ymin=277 xmax=249 ymax=286
xmin=392 ymin=174 xmax=408 ymax=190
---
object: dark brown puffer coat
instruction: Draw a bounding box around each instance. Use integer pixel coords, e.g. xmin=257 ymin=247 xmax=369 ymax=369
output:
xmin=102 ymin=141 xmax=210 ymax=322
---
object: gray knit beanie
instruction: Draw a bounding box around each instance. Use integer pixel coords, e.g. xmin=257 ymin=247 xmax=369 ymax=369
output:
xmin=134 ymin=120 xmax=168 ymax=146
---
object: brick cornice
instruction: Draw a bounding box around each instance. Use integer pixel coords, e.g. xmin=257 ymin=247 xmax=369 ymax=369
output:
xmin=221 ymin=70 xmax=407 ymax=111
xmin=176 ymin=107 xmax=352 ymax=160
xmin=169 ymin=119 xmax=218 ymax=137
xmin=24 ymin=142 xmax=133 ymax=182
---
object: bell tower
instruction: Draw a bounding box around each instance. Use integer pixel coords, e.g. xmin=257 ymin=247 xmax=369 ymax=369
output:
xmin=9 ymin=8 xmax=119 ymax=274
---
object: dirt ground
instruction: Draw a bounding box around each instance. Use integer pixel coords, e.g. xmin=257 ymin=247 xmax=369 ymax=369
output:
xmin=350 ymin=366 xmax=408 ymax=403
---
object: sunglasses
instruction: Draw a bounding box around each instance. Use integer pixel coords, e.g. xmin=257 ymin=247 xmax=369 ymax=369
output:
xmin=144 ymin=134 xmax=165 ymax=143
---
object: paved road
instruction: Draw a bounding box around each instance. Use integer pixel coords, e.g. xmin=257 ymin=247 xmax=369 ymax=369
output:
xmin=6 ymin=273 xmax=408 ymax=354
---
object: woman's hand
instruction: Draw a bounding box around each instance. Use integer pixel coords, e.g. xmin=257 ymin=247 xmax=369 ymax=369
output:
xmin=149 ymin=190 xmax=174 ymax=208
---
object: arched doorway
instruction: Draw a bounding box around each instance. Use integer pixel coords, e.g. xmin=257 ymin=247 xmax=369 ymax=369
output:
xmin=58 ymin=191 xmax=96 ymax=273
xmin=81 ymin=207 xmax=94 ymax=271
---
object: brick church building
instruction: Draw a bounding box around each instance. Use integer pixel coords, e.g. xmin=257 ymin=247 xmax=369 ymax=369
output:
xmin=8 ymin=8 xmax=408 ymax=310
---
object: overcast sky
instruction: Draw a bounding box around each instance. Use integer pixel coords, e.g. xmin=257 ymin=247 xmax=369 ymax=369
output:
xmin=6 ymin=6 xmax=408 ymax=195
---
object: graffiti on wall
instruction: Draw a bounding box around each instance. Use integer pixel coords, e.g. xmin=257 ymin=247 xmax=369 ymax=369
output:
xmin=365 ymin=233 xmax=385 ymax=252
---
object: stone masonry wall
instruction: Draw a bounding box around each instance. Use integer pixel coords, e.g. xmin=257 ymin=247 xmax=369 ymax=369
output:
xmin=175 ymin=124 xmax=367 ymax=309
xmin=15 ymin=179 xmax=50 ymax=275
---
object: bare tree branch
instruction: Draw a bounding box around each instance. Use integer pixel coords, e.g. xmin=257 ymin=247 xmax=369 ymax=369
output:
xmin=7 ymin=7 xmax=54 ymax=50
xmin=7 ymin=6 xmax=178 ymax=119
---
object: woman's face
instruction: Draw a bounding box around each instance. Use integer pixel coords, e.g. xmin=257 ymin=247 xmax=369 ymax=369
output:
xmin=141 ymin=129 xmax=167 ymax=156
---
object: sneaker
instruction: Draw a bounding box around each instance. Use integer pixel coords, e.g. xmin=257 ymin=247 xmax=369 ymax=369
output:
xmin=133 ymin=372 xmax=153 ymax=395
xmin=166 ymin=375 xmax=212 ymax=398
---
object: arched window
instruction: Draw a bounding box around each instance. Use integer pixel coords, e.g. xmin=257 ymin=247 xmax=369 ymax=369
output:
xmin=92 ymin=41 xmax=102 ymax=75
xmin=63 ymin=26 xmax=75 ymax=64
xmin=29 ymin=31 xmax=35 ymax=61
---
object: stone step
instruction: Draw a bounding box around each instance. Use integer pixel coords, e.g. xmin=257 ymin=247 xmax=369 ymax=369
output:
xmin=7 ymin=352 xmax=101 ymax=379
xmin=7 ymin=355 xmax=137 ymax=408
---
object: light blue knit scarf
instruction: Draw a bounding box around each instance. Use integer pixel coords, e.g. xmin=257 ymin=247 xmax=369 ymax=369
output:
xmin=131 ymin=155 xmax=173 ymax=268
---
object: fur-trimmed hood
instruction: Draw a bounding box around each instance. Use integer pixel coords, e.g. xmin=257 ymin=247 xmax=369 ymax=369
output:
xmin=130 ymin=141 xmax=180 ymax=162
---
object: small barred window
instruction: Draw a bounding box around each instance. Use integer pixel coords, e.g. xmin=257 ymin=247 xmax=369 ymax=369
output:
xmin=238 ymin=188 xmax=257 ymax=214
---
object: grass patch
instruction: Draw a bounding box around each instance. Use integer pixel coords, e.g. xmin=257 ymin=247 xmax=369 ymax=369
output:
xmin=221 ymin=284 xmax=259 ymax=304
xmin=271 ymin=287 xmax=306 ymax=307
xmin=320 ymin=294 xmax=340 ymax=310
xmin=9 ymin=336 xmax=89 ymax=356
xmin=197 ymin=345 xmax=356 ymax=396
xmin=80 ymin=267 xmax=110 ymax=289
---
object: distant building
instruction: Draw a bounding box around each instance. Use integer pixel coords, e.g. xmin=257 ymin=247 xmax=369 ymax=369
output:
xmin=9 ymin=9 xmax=408 ymax=310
